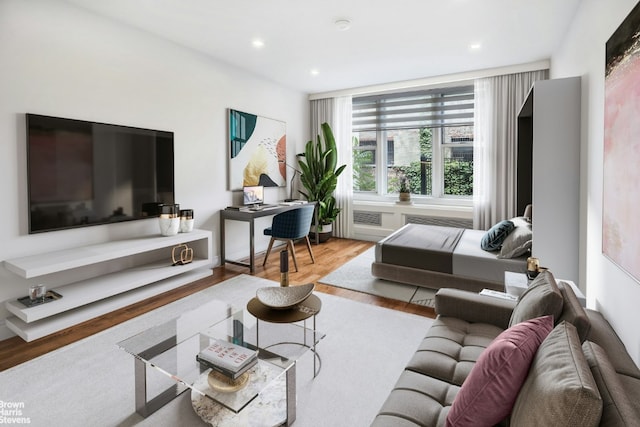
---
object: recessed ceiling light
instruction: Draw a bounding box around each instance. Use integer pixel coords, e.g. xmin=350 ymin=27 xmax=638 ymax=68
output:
xmin=469 ymin=43 xmax=482 ymax=51
xmin=252 ymin=39 xmax=264 ymax=49
xmin=334 ymin=19 xmax=351 ymax=31
xmin=310 ymin=69 xmax=319 ymax=76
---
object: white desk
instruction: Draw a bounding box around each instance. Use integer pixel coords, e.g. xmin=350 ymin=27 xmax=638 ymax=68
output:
xmin=504 ymin=271 xmax=586 ymax=307
xmin=220 ymin=203 xmax=317 ymax=273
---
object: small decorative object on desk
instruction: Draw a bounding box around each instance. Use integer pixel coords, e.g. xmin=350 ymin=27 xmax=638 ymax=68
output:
xmin=256 ymin=283 xmax=315 ymax=310
xmin=196 ymin=339 xmax=258 ymax=379
xmin=159 ymin=203 xmax=180 ymax=236
xmin=179 ymin=209 xmax=194 ymax=233
xmin=280 ymin=250 xmax=289 ymax=287
xmin=171 ymin=243 xmax=193 ymax=265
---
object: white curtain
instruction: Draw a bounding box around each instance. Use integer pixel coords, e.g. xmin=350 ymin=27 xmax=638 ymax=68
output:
xmin=473 ymin=70 xmax=548 ymax=230
xmin=310 ymin=96 xmax=353 ymax=238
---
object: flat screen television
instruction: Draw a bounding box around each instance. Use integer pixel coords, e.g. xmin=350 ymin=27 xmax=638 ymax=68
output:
xmin=26 ymin=113 xmax=175 ymax=234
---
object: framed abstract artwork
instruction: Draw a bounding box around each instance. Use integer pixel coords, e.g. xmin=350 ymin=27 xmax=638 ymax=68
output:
xmin=228 ymin=109 xmax=286 ymax=190
xmin=603 ymin=1 xmax=640 ymax=282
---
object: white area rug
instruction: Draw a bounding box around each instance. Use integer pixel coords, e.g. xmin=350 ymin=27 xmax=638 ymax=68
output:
xmin=0 ymin=275 xmax=432 ymax=426
xmin=319 ymin=247 xmax=437 ymax=308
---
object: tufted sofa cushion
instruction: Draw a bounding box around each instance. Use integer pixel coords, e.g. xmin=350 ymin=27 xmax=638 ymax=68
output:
xmin=372 ymin=370 xmax=459 ymax=427
xmin=405 ymin=317 xmax=504 ymax=386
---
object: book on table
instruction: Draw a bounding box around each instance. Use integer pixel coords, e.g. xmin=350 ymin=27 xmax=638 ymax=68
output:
xmin=196 ymin=354 xmax=258 ymax=380
xmin=197 ymin=339 xmax=258 ymax=379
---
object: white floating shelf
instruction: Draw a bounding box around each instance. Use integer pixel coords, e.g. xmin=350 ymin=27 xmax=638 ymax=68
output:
xmin=4 ymin=229 xmax=211 ymax=279
xmin=6 ymin=268 xmax=213 ymax=342
xmin=3 ymin=229 xmax=214 ymax=341
xmin=6 ymin=258 xmax=211 ymax=323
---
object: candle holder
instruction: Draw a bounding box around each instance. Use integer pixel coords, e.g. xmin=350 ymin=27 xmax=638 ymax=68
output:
xmin=526 ymin=256 xmax=540 ymax=280
xmin=29 ymin=284 xmax=46 ymax=303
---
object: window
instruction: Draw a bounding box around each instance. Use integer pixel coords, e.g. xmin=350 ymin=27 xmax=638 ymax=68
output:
xmin=352 ymin=85 xmax=474 ymax=200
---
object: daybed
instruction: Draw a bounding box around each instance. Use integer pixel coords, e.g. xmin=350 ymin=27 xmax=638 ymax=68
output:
xmin=371 ymin=219 xmax=530 ymax=293
xmin=372 ymin=271 xmax=640 ymax=426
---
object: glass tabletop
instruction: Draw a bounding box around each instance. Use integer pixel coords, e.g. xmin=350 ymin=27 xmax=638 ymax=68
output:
xmin=117 ymin=298 xmax=323 ymax=414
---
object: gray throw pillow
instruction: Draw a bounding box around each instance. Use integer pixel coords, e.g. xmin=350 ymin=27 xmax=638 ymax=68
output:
xmin=509 ymin=270 xmax=563 ymax=327
xmin=510 ymin=322 xmax=602 ymax=427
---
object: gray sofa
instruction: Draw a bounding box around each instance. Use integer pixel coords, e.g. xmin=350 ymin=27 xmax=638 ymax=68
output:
xmin=372 ymin=271 xmax=640 ymax=426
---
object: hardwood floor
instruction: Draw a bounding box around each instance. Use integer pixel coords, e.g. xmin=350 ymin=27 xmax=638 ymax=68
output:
xmin=0 ymin=237 xmax=434 ymax=372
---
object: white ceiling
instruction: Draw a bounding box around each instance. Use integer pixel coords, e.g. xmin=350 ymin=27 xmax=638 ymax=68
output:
xmin=63 ymin=0 xmax=581 ymax=94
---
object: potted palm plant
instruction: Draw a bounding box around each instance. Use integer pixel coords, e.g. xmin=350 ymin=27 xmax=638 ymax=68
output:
xmin=297 ymin=122 xmax=346 ymax=242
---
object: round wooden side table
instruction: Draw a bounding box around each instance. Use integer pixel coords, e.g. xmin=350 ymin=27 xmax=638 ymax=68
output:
xmin=247 ymin=294 xmax=322 ymax=377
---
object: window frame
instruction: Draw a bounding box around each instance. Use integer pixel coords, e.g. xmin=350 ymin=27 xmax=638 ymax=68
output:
xmin=352 ymin=91 xmax=474 ymax=205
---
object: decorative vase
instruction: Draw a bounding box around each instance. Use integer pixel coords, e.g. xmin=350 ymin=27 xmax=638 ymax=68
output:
xmin=180 ymin=209 xmax=194 ymax=233
xmin=399 ymin=192 xmax=411 ymax=202
xmin=159 ymin=204 xmax=180 ymax=236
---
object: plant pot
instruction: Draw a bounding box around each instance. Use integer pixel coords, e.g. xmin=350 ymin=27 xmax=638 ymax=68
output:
xmin=309 ymin=223 xmax=333 ymax=243
xmin=399 ymin=192 xmax=411 ymax=202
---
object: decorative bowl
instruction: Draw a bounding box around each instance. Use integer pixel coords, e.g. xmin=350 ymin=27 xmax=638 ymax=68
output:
xmin=256 ymin=283 xmax=315 ymax=310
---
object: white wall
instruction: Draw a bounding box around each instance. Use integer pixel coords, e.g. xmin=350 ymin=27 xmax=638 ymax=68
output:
xmin=0 ymin=0 xmax=308 ymax=338
xmin=552 ymin=0 xmax=640 ymax=365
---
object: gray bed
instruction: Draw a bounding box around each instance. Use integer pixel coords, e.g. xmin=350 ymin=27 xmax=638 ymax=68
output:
xmin=371 ymin=223 xmax=527 ymax=293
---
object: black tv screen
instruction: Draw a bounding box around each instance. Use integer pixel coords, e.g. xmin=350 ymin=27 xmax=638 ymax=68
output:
xmin=26 ymin=114 xmax=175 ymax=233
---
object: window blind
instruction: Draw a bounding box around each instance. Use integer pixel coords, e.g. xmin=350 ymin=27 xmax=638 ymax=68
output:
xmin=352 ymin=86 xmax=474 ymax=132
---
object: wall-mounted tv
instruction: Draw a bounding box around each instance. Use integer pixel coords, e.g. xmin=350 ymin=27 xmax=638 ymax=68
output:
xmin=26 ymin=114 xmax=175 ymax=233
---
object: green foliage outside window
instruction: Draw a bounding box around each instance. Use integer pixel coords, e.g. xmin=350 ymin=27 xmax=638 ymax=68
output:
xmin=444 ymin=159 xmax=473 ymax=195
xmin=352 ymin=136 xmax=376 ymax=191
xmin=353 ymin=127 xmax=473 ymax=196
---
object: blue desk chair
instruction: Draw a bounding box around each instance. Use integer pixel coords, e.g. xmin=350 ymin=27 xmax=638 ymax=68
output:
xmin=262 ymin=204 xmax=316 ymax=272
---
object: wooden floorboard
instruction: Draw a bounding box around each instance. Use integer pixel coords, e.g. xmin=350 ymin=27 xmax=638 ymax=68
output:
xmin=0 ymin=237 xmax=435 ymax=371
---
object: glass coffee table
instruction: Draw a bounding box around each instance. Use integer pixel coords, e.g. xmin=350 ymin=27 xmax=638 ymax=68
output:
xmin=117 ymin=298 xmax=324 ymax=426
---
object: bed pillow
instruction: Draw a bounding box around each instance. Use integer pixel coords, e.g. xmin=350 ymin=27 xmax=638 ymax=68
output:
xmin=446 ymin=316 xmax=554 ymax=427
xmin=498 ymin=217 xmax=532 ymax=259
xmin=481 ymin=220 xmax=515 ymax=251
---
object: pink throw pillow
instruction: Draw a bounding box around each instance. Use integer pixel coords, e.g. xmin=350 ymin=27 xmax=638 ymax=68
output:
xmin=446 ymin=315 xmax=554 ymax=427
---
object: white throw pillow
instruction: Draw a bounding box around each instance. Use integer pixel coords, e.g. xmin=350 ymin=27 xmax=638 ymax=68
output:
xmin=498 ymin=217 xmax=532 ymax=259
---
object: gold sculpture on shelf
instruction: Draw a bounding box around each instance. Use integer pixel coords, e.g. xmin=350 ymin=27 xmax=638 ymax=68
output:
xmin=172 ymin=243 xmax=193 ymax=266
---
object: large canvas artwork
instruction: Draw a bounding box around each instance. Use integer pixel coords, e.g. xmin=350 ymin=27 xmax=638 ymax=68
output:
xmin=228 ymin=109 xmax=286 ymax=190
xmin=603 ymin=1 xmax=640 ymax=282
